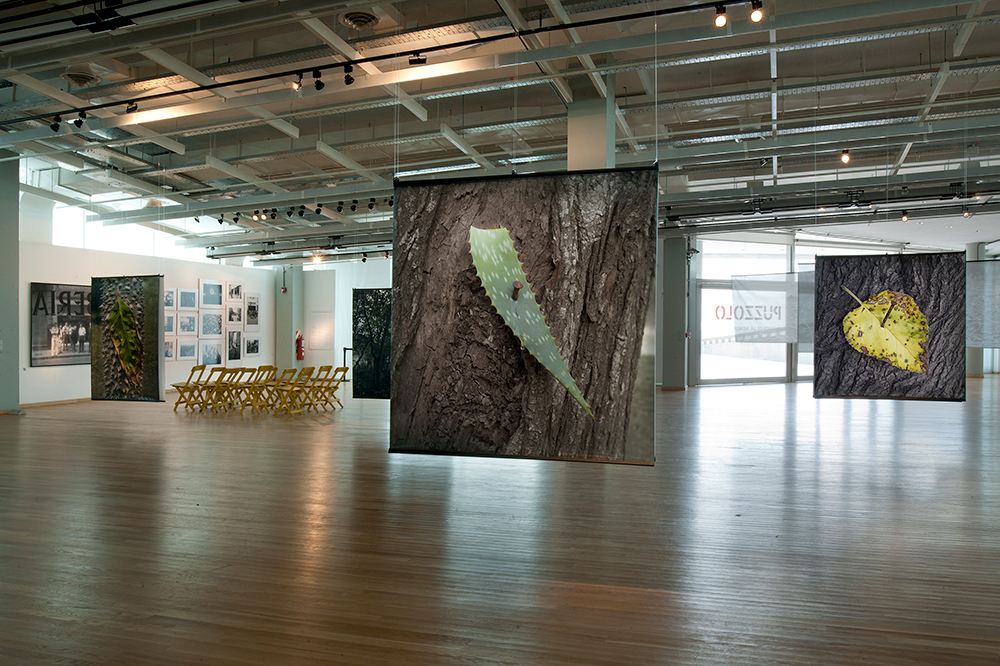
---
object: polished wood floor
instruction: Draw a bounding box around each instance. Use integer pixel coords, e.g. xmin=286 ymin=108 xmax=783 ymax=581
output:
xmin=1 ymin=379 xmax=999 ymax=665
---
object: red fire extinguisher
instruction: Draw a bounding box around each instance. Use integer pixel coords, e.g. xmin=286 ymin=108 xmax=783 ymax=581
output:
xmin=295 ymin=331 xmax=305 ymax=361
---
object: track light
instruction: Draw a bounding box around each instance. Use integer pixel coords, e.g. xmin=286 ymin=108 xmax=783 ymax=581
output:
xmin=218 ymin=218 xmax=224 ymax=225
xmin=361 ymin=252 xmax=367 ymax=263
xmin=409 ymin=54 xmax=427 ymax=65
xmin=344 ymin=64 xmax=354 ymax=86
xmin=50 ymin=115 xmax=62 ymax=132
xmin=270 ymin=212 xmax=276 ymax=220
xmin=384 ymin=251 xmax=390 ymax=260
xmin=252 ymin=209 xmax=260 ymax=221
xmin=350 ymin=199 xmax=358 ymax=212
xmin=292 ymin=73 xmax=303 ymax=91
xmin=841 ymin=149 xmax=851 ymax=164
xmin=901 ymin=210 xmax=908 ymax=222
xmin=368 ymin=197 xmax=376 ymax=211
xmin=714 ymin=5 xmax=727 ymax=28
xmin=313 ymin=70 xmax=324 ymax=91
xmin=963 ymin=206 xmax=971 ymax=218
xmin=125 ymin=101 xmax=138 ymax=114
xmin=73 ymin=110 xmax=87 ymax=128
xmin=750 ymin=0 xmax=764 ymax=23
xmin=315 ymin=202 xmax=322 ymax=214
xmin=388 ymin=196 xmax=394 ymax=207
xmin=336 ymin=201 xmax=344 ymax=213
xmin=232 ymin=215 xmax=239 ymax=223
xmin=194 ymin=216 xmax=201 ymax=223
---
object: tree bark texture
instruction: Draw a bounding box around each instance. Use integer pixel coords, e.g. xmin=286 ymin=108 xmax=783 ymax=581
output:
xmin=391 ymin=168 xmax=657 ymax=461
xmin=814 ymin=253 xmax=965 ymax=400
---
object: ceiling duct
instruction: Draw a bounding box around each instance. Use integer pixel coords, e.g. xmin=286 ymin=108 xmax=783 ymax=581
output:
xmin=60 ymin=63 xmax=101 ymax=88
xmin=340 ymin=11 xmax=380 ymax=30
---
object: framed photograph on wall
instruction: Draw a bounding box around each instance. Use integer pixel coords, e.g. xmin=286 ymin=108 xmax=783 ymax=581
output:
xmin=199 ymin=278 xmax=224 ymax=309
xmin=199 ymin=311 xmax=223 ymax=338
xmin=227 ymin=281 xmax=244 ymax=303
xmin=244 ymin=336 xmax=261 ymax=358
xmin=163 ymin=312 xmax=175 ymax=335
xmin=199 ymin=339 xmax=223 ymax=366
xmin=245 ymin=293 xmax=260 ymax=333
xmin=178 ymin=288 xmax=198 ymax=310
xmin=29 ymin=282 xmax=92 ymax=368
xmin=177 ymin=312 xmax=198 ymax=336
xmin=227 ymin=329 xmax=242 ymax=363
xmin=164 ymin=337 xmax=176 ymax=361
xmin=177 ymin=339 xmax=198 ymax=361
xmin=164 ymin=287 xmax=177 ymax=310
xmin=226 ymin=304 xmax=243 ymax=327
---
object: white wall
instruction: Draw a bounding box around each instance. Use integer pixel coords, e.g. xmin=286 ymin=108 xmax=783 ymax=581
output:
xmin=19 ymin=241 xmax=276 ymax=404
xmin=302 ymin=269 xmax=337 ymax=368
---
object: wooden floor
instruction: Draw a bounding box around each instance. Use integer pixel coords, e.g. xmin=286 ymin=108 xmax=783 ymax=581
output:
xmin=1 ymin=380 xmax=999 ymax=665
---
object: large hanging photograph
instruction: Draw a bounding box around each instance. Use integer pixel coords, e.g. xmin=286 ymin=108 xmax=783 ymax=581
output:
xmin=391 ymin=167 xmax=657 ymax=463
xmin=91 ymin=275 xmax=164 ymax=401
xmin=352 ymin=288 xmax=391 ymax=399
xmin=29 ymin=282 xmax=92 ymax=367
xmin=814 ymin=252 xmax=965 ymax=401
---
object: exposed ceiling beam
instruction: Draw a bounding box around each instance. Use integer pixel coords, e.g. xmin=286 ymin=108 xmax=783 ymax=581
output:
xmin=315 ymin=140 xmax=387 ymax=182
xmin=206 ymin=155 xmax=288 ymax=194
xmin=495 ymin=0 xmax=574 ymax=104
xmin=953 ymin=1 xmax=988 ymax=58
xmin=440 ymin=123 xmax=493 ymax=168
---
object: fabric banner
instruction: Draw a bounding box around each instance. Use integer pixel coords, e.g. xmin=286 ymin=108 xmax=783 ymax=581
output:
xmin=966 ymin=261 xmax=1000 ymax=347
xmin=731 ymin=273 xmax=799 ymax=343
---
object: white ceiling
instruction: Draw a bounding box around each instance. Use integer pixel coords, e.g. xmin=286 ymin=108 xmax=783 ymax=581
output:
xmin=3 ymin=0 xmax=1000 ymax=262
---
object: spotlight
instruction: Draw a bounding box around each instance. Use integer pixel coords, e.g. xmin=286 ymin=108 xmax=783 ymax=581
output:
xmin=750 ymin=0 xmax=764 ymax=23
xmin=361 ymin=252 xmax=367 ymax=263
xmin=714 ymin=5 xmax=727 ymax=28
xmin=50 ymin=115 xmax=62 ymax=132
xmin=232 ymin=215 xmax=239 ymax=223
xmin=350 ymin=199 xmax=358 ymax=212
xmin=252 ymin=210 xmax=260 ymax=221
xmin=218 ymin=218 xmax=224 ymax=225
xmin=964 ymin=206 xmax=972 ymax=218
xmin=270 ymin=212 xmax=277 ymax=220
xmin=901 ymin=210 xmax=908 ymax=222
xmin=841 ymin=149 xmax=851 ymax=164
xmin=298 ymin=209 xmax=304 ymax=217
xmin=384 ymin=251 xmax=390 ymax=260
xmin=73 ymin=111 xmax=87 ymax=128
xmin=194 ymin=216 xmax=201 ymax=223
xmin=344 ymin=64 xmax=354 ymax=86
xmin=312 ymin=70 xmax=324 ymax=91
xmin=388 ymin=196 xmax=394 ymax=207
xmin=125 ymin=101 xmax=138 ymax=114
xmin=288 ymin=207 xmax=294 ymax=216
xmin=368 ymin=197 xmax=376 ymax=211
xmin=315 ymin=207 xmax=321 ymax=214
xmin=292 ymin=73 xmax=303 ymax=91
xmin=336 ymin=201 xmax=344 ymax=213
xmin=312 ymin=254 xmax=322 ymax=264
xmin=409 ymin=54 xmax=427 ymax=65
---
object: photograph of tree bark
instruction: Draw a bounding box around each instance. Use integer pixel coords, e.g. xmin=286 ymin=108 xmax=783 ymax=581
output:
xmin=814 ymin=252 xmax=965 ymax=401
xmin=391 ymin=167 xmax=657 ymax=463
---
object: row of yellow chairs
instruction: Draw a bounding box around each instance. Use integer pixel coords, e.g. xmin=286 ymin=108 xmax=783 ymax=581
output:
xmin=171 ymin=365 xmax=348 ymax=415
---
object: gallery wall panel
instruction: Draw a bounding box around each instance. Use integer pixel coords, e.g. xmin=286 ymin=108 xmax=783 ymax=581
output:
xmin=814 ymin=252 xmax=965 ymax=401
xmin=391 ymin=167 xmax=657 ymax=463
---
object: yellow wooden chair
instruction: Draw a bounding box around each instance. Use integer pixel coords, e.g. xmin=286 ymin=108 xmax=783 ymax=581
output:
xmin=264 ymin=368 xmax=298 ymax=411
xmin=302 ymin=365 xmax=333 ymax=412
xmin=273 ymin=367 xmax=314 ymax=415
xmin=192 ymin=366 xmax=227 ymax=411
xmin=241 ymin=365 xmax=277 ymax=414
xmin=221 ymin=367 xmax=257 ymax=412
xmin=171 ymin=364 xmax=206 ymax=412
xmin=206 ymin=367 xmax=240 ymax=412
xmin=323 ymin=366 xmax=349 ymax=410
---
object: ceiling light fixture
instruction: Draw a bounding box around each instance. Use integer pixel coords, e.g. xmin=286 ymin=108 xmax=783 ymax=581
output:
xmin=409 ymin=54 xmax=427 ymax=65
xmin=750 ymin=0 xmax=764 ymax=23
xmin=963 ymin=206 xmax=971 ymax=218
xmin=313 ymin=70 xmax=324 ymax=91
xmin=73 ymin=110 xmax=87 ymax=128
xmin=901 ymin=210 xmax=908 ymax=222
xmin=350 ymin=199 xmax=358 ymax=212
xmin=218 ymin=218 xmax=224 ymax=225
xmin=368 ymin=197 xmax=376 ymax=211
xmin=714 ymin=5 xmax=727 ymax=28
xmin=841 ymin=149 xmax=851 ymax=164
xmin=361 ymin=252 xmax=367 ymax=263
xmin=292 ymin=72 xmax=303 ymax=91
xmin=125 ymin=101 xmax=138 ymax=114
xmin=344 ymin=64 xmax=354 ymax=86
xmin=336 ymin=201 xmax=344 ymax=213
xmin=50 ymin=115 xmax=62 ymax=131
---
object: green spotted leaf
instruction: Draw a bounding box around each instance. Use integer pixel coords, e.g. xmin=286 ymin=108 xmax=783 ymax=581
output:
xmin=469 ymin=226 xmax=593 ymax=418
xmin=841 ymin=286 xmax=927 ymax=373
xmin=109 ymin=294 xmax=143 ymax=385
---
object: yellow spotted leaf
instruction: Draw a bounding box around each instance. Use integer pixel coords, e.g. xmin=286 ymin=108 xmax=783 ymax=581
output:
xmin=841 ymin=286 xmax=927 ymax=373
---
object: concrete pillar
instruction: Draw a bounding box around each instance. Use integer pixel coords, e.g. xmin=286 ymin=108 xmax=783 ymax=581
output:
xmin=567 ymin=77 xmax=614 ymax=170
xmin=659 ymin=237 xmax=688 ymax=389
xmin=19 ymin=192 xmax=53 ymax=244
xmin=0 ymin=151 xmax=19 ymax=410
xmin=967 ymin=242 xmax=985 ymax=377
xmin=275 ymin=265 xmax=304 ymax=370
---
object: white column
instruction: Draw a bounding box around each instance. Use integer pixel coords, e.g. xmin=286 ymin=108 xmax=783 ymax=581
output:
xmin=0 ymin=151 xmax=19 ymax=409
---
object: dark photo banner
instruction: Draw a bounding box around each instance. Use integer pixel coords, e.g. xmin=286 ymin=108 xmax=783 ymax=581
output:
xmin=391 ymin=167 xmax=657 ymax=463
xmin=29 ymin=282 xmax=92 ymax=367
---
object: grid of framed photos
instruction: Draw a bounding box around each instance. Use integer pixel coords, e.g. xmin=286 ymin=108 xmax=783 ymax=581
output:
xmin=165 ymin=279 xmax=254 ymax=367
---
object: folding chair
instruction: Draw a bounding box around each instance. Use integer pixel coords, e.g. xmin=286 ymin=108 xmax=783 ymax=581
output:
xmin=221 ymin=367 xmax=257 ymax=412
xmin=302 ymin=365 xmax=333 ymax=412
xmin=273 ymin=367 xmax=314 ymax=415
xmin=264 ymin=368 xmax=298 ymax=412
xmin=323 ymin=366 xmax=349 ymax=410
xmin=192 ymin=366 xmax=227 ymax=411
xmin=241 ymin=365 xmax=276 ymax=414
xmin=171 ymin=364 xmax=206 ymax=412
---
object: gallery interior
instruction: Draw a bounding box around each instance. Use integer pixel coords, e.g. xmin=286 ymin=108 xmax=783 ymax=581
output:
xmin=2 ymin=0 xmax=999 ymax=663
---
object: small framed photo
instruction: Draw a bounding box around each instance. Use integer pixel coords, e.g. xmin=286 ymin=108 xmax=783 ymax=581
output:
xmin=227 ymin=281 xmax=244 ymax=303
xmin=164 ymin=287 xmax=177 ymax=310
xmin=177 ymin=313 xmax=198 ymax=336
xmin=177 ymin=339 xmax=198 ymax=361
xmin=178 ymin=288 xmax=198 ymax=310
xmin=199 ymin=339 xmax=223 ymax=366
xmin=199 ymin=311 xmax=223 ymax=338
xmin=245 ymin=293 xmax=260 ymax=333
xmin=226 ymin=304 xmax=243 ymax=327
xmin=199 ymin=278 xmax=224 ymax=309
xmin=164 ymin=337 xmax=176 ymax=361
xmin=227 ymin=329 xmax=242 ymax=363
xmin=244 ymin=336 xmax=261 ymax=358
xmin=163 ymin=312 xmax=175 ymax=334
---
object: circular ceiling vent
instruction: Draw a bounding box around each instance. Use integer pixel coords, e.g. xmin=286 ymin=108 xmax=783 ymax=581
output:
xmin=60 ymin=63 xmax=101 ymax=88
xmin=340 ymin=10 xmax=380 ymax=30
